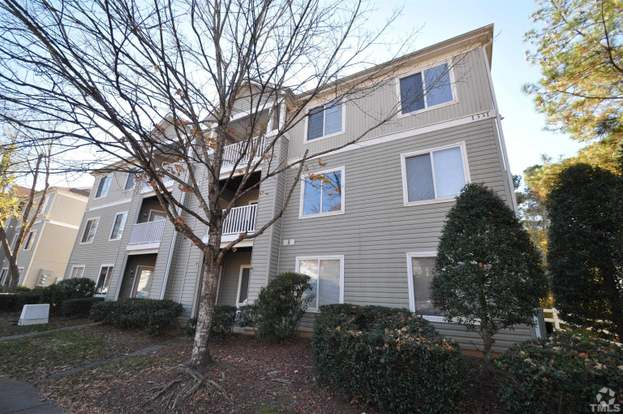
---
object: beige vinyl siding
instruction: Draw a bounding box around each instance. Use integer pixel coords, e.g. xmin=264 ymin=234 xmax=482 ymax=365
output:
xmin=286 ymin=47 xmax=494 ymax=159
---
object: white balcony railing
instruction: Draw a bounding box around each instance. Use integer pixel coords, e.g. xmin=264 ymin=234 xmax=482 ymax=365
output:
xmin=222 ymin=136 xmax=268 ymax=168
xmin=141 ymin=177 xmax=175 ymax=194
xmin=128 ymin=220 xmax=166 ymax=246
xmin=222 ymin=204 xmax=257 ymax=236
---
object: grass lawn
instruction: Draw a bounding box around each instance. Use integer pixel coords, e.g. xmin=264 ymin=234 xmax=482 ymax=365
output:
xmin=0 ymin=312 xmax=92 ymax=337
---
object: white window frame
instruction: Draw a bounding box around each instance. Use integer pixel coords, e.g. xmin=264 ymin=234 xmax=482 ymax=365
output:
xmin=235 ymin=264 xmax=252 ymax=307
xmin=108 ymin=211 xmax=128 ymax=241
xmin=303 ymin=101 xmax=346 ymax=143
xmin=94 ymin=175 xmax=112 ymax=199
xmin=124 ymin=172 xmax=136 ymax=191
xmin=295 ymin=255 xmax=344 ymax=312
xmin=406 ymin=251 xmax=446 ymax=323
xmin=69 ymin=264 xmax=85 ymax=279
xmin=298 ymin=166 xmax=346 ymax=219
xmin=95 ymin=264 xmax=114 ymax=295
xmin=400 ymin=142 xmax=470 ymax=207
xmin=80 ymin=217 xmax=100 ymax=244
xmin=23 ymin=230 xmax=37 ymax=251
xmin=395 ymin=58 xmax=459 ymax=118
xmin=148 ymin=209 xmax=166 ymax=222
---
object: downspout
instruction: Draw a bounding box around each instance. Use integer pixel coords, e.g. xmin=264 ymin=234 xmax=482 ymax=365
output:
xmin=480 ymin=46 xmax=518 ymax=213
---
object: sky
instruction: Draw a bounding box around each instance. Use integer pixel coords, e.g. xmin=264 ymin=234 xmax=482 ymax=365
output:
xmin=377 ymin=0 xmax=583 ymax=179
xmin=51 ymin=0 xmax=583 ymax=189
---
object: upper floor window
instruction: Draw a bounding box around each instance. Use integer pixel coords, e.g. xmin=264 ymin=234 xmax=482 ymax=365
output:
xmin=401 ymin=144 xmax=468 ymax=205
xmin=399 ymin=62 xmax=454 ymax=114
xmin=95 ymin=175 xmax=112 ymax=198
xmin=80 ymin=217 xmax=99 ymax=244
xmin=306 ymin=102 xmax=343 ymax=141
xmin=109 ymin=211 xmax=128 ymax=241
xmin=300 ymin=167 xmax=345 ymax=218
xmin=69 ymin=265 xmax=85 ymax=279
xmin=23 ymin=230 xmax=36 ymax=250
xmin=124 ymin=172 xmax=136 ymax=190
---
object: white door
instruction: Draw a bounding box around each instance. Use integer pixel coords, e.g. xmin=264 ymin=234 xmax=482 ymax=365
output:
xmin=132 ymin=265 xmax=155 ymax=299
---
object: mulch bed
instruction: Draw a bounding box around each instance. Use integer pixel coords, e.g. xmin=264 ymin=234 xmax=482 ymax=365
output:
xmin=43 ymin=334 xmax=372 ymax=414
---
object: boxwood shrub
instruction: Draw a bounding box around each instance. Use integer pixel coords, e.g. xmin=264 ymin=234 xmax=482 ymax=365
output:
xmin=61 ymin=297 xmax=104 ymax=317
xmin=90 ymin=298 xmax=183 ymax=335
xmin=312 ymin=304 xmax=465 ymax=414
xmin=496 ymin=330 xmax=623 ymax=414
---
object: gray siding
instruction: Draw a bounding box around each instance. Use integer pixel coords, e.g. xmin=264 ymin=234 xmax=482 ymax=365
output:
xmin=286 ymin=47 xmax=494 ymax=159
xmin=216 ymin=249 xmax=252 ymax=306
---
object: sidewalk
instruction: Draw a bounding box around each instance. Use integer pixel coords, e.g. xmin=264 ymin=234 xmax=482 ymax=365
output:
xmin=0 ymin=379 xmax=63 ymax=414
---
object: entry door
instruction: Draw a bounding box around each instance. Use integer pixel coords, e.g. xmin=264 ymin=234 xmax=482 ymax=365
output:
xmin=132 ymin=265 xmax=155 ymax=299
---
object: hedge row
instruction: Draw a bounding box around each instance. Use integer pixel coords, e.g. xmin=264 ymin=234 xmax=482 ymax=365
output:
xmin=61 ymin=297 xmax=104 ymax=317
xmin=495 ymin=330 xmax=623 ymax=413
xmin=0 ymin=278 xmax=95 ymax=313
xmin=312 ymin=304 xmax=465 ymax=414
xmin=185 ymin=305 xmax=238 ymax=337
xmin=90 ymin=298 xmax=183 ymax=335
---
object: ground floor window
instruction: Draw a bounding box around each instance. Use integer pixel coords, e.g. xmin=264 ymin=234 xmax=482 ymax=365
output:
xmin=69 ymin=265 xmax=85 ymax=279
xmin=406 ymin=253 xmax=443 ymax=318
xmin=132 ymin=265 xmax=154 ymax=299
xmin=295 ymin=256 xmax=343 ymax=311
xmin=236 ymin=265 xmax=251 ymax=306
xmin=96 ymin=265 xmax=114 ymax=295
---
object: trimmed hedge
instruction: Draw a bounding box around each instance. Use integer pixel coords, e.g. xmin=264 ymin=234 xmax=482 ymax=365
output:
xmin=90 ymin=299 xmax=183 ymax=335
xmin=61 ymin=297 xmax=104 ymax=317
xmin=312 ymin=304 xmax=465 ymax=414
xmin=185 ymin=305 xmax=237 ymax=337
xmin=0 ymin=278 xmax=95 ymax=313
xmin=495 ymin=330 xmax=623 ymax=414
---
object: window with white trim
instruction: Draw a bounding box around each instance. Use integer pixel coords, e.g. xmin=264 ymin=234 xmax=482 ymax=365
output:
xmin=81 ymin=218 xmax=99 ymax=243
xmin=95 ymin=265 xmax=113 ymax=294
xmin=401 ymin=145 xmax=467 ymax=204
xmin=306 ymin=102 xmax=343 ymax=141
xmin=23 ymin=230 xmax=36 ymax=250
xmin=399 ymin=62 xmax=453 ymax=114
xmin=408 ymin=255 xmax=442 ymax=316
xmin=124 ymin=172 xmax=136 ymax=190
xmin=236 ymin=266 xmax=251 ymax=306
xmin=296 ymin=256 xmax=342 ymax=311
xmin=95 ymin=175 xmax=112 ymax=198
xmin=109 ymin=212 xmax=128 ymax=240
xmin=69 ymin=265 xmax=85 ymax=279
xmin=300 ymin=168 xmax=344 ymax=217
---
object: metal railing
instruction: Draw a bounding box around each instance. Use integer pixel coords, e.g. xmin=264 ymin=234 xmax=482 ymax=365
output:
xmin=222 ymin=136 xmax=268 ymax=168
xmin=128 ymin=220 xmax=166 ymax=245
xmin=222 ymin=204 xmax=257 ymax=236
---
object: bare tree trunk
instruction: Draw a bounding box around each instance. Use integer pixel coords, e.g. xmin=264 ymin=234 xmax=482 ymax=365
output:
xmin=190 ymin=230 xmax=222 ymax=368
xmin=480 ymin=321 xmax=495 ymax=364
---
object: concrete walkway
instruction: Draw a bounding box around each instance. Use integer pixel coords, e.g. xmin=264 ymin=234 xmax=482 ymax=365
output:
xmin=0 ymin=379 xmax=63 ymax=414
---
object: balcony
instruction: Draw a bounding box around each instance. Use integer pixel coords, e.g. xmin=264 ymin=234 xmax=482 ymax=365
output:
xmin=222 ymin=136 xmax=269 ymax=170
xmin=127 ymin=220 xmax=166 ymax=250
xmin=221 ymin=204 xmax=257 ymax=243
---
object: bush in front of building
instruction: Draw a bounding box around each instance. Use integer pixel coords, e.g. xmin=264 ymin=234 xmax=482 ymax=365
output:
xmin=61 ymin=297 xmax=104 ymax=317
xmin=312 ymin=304 xmax=465 ymax=414
xmin=495 ymin=330 xmax=623 ymax=414
xmin=185 ymin=305 xmax=238 ymax=337
xmin=254 ymin=272 xmax=312 ymax=341
xmin=90 ymin=298 xmax=183 ymax=335
xmin=0 ymin=278 xmax=96 ymax=314
xmin=235 ymin=304 xmax=256 ymax=327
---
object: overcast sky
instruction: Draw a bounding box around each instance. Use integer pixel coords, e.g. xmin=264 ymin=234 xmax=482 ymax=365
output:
xmin=51 ymin=0 xmax=582 ymax=189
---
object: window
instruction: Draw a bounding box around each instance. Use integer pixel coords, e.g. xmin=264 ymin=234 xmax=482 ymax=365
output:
xmin=80 ymin=217 xmax=99 ymax=243
xmin=399 ymin=62 xmax=454 ymax=114
xmin=148 ymin=210 xmax=166 ymax=222
xmin=95 ymin=265 xmax=114 ymax=295
xmin=124 ymin=172 xmax=136 ymax=190
xmin=23 ymin=230 xmax=36 ymax=250
xmin=401 ymin=144 xmax=468 ymax=205
xmin=306 ymin=102 xmax=343 ymax=141
xmin=406 ymin=253 xmax=443 ymax=319
xmin=236 ymin=265 xmax=251 ymax=306
xmin=69 ymin=265 xmax=85 ymax=279
xmin=0 ymin=268 xmax=8 ymax=285
xmin=109 ymin=212 xmax=128 ymax=240
xmin=132 ymin=265 xmax=154 ymax=299
xmin=95 ymin=175 xmax=112 ymax=198
xmin=300 ymin=167 xmax=345 ymax=218
xmin=296 ymin=256 xmax=343 ymax=311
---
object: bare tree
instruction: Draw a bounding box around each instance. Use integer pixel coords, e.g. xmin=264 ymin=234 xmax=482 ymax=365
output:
xmin=0 ymin=0 xmax=464 ymax=377
xmin=0 ymin=127 xmax=51 ymax=288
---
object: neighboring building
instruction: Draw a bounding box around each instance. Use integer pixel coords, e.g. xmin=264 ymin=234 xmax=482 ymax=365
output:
xmin=65 ymin=25 xmax=541 ymax=351
xmin=0 ymin=187 xmax=90 ymax=287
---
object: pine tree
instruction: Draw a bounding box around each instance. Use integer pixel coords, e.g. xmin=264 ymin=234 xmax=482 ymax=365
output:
xmin=547 ymin=164 xmax=623 ymax=340
xmin=432 ymin=184 xmax=547 ymax=360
